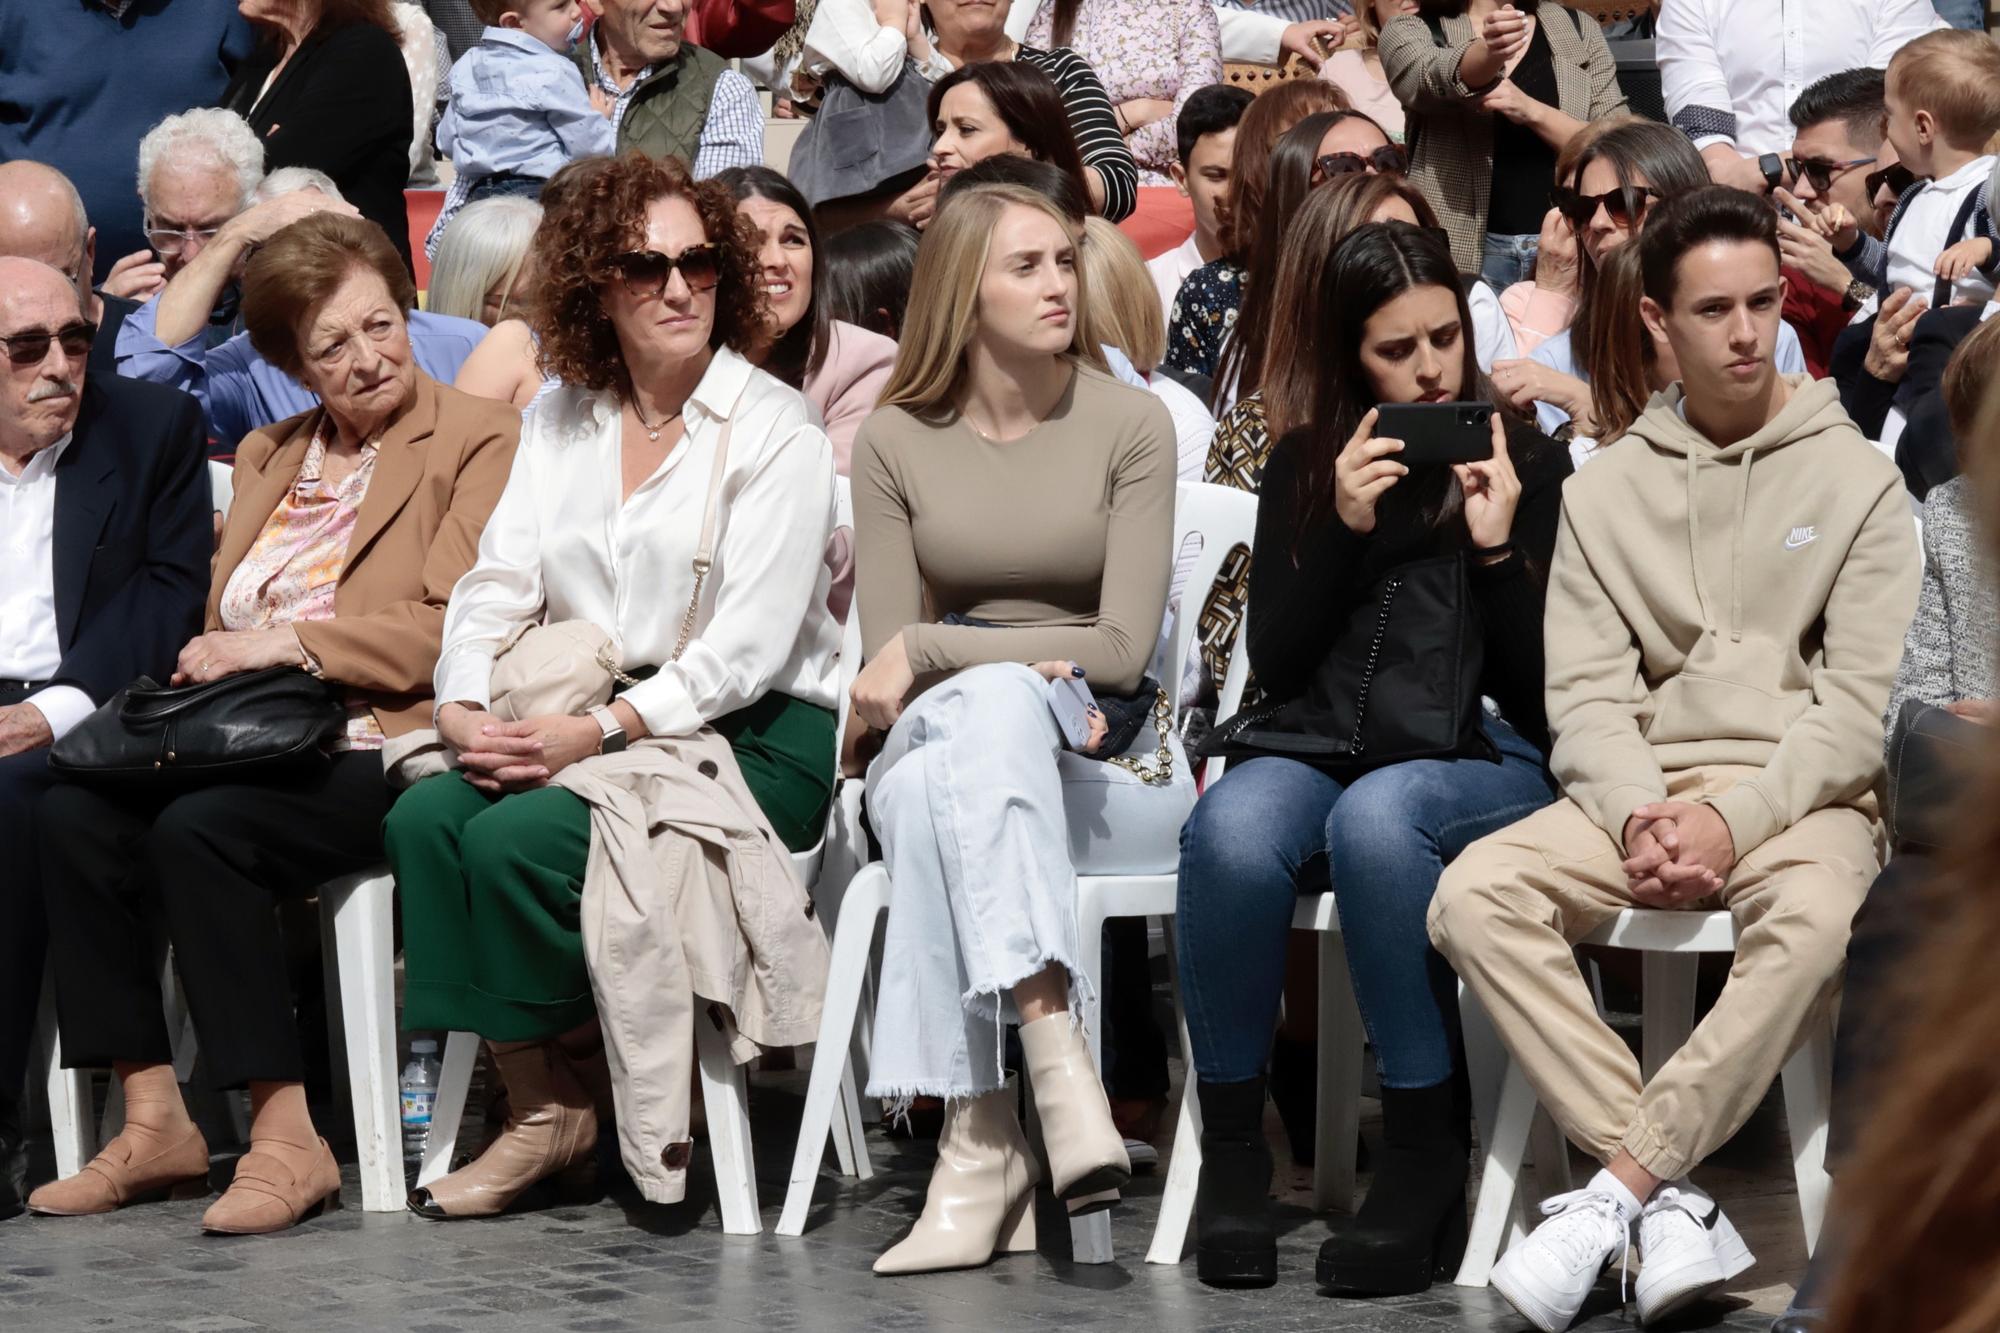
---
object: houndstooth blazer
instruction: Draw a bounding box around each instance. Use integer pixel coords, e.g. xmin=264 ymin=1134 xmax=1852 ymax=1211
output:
xmin=1379 ymin=5 xmax=1627 ymax=273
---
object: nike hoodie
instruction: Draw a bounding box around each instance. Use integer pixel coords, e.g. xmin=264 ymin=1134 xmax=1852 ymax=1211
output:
xmin=1544 ymin=375 xmax=1920 ymax=856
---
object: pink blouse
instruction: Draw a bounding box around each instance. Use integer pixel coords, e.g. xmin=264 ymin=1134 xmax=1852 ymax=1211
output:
xmin=1320 ymin=49 xmax=1407 ymax=142
xmin=218 ymin=421 xmax=384 ymax=751
xmin=1025 ymin=0 xmax=1223 ymax=185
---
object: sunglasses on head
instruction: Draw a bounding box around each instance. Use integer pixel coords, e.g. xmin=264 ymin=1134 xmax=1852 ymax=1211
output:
xmin=1313 ymin=145 xmax=1408 ymax=184
xmin=1553 ymin=184 xmax=1663 ymax=230
xmin=1865 ymin=162 xmax=1918 ymax=202
xmin=1782 ymin=155 xmax=1875 ymax=195
xmin=609 ymin=244 xmax=722 ymax=298
xmin=3 ymin=321 xmax=94 ymax=368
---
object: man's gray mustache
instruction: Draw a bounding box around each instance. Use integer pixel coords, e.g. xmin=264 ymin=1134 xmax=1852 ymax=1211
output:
xmin=28 ymin=380 xmax=77 ymax=403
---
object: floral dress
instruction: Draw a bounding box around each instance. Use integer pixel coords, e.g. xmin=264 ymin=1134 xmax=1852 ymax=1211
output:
xmin=1163 ymin=255 xmax=1245 ymax=382
xmin=1024 ymin=0 xmax=1223 ymax=185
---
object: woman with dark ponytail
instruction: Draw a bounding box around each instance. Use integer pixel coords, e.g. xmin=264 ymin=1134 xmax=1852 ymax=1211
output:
xmin=1174 ymin=221 xmax=1571 ymax=1295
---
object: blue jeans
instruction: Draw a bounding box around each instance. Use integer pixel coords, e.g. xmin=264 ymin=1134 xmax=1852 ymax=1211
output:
xmin=1932 ymin=0 xmax=1985 ymax=28
xmin=1480 ymin=232 xmax=1541 ymax=290
xmin=1175 ymin=717 xmax=1554 ymax=1089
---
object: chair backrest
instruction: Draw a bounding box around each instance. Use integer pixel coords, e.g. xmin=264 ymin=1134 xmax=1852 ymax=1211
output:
xmin=208 ymin=459 xmax=234 ymax=519
xmin=1166 ymin=482 xmax=1259 ymax=719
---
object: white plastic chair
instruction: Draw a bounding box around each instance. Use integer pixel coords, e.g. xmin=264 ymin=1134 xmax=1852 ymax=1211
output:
xmin=1452 ymin=907 xmax=1836 ymax=1287
xmin=36 ymin=873 xmax=409 ymax=1212
xmin=318 ymin=870 xmax=407 ymax=1212
xmin=778 ymin=483 xmax=1269 ymax=1263
xmin=1141 ymin=890 xmax=1369 ymax=1265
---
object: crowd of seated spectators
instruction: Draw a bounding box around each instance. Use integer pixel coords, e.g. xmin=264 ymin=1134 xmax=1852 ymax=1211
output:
xmin=5 ymin=3 xmax=2000 ymax=1332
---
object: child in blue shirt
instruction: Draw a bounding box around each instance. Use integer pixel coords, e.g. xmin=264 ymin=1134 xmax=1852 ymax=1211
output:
xmin=427 ymin=0 xmax=615 ymax=256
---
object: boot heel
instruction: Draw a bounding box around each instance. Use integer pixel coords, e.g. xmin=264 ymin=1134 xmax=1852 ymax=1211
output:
xmin=996 ymin=1188 xmax=1037 ymax=1254
xmin=1064 ymin=1187 xmax=1119 ymax=1216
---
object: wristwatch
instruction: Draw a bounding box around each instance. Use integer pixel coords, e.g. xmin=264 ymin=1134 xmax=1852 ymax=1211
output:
xmin=1843 ymin=278 xmax=1875 ymax=313
xmin=589 ymin=705 xmax=627 ymax=755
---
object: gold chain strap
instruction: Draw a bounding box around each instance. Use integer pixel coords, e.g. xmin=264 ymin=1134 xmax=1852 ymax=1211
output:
xmin=1104 ymin=688 xmax=1175 ymax=786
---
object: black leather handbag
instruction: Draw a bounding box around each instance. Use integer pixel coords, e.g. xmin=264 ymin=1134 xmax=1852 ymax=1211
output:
xmin=49 ymin=666 xmax=347 ymax=789
xmin=1885 ymin=696 xmax=1986 ymax=852
xmin=1196 ymin=554 xmax=1492 ymax=773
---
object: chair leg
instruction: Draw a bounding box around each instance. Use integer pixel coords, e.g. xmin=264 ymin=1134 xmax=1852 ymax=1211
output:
xmin=1312 ymin=929 xmax=1363 ymax=1214
xmin=1064 ymin=885 xmax=1114 ymax=1266
xmin=1147 ymin=917 xmax=1201 ymax=1266
xmin=696 ymin=1005 xmax=760 ymax=1236
xmin=1457 ymin=981 xmax=1537 ymax=1288
xmin=324 ymin=872 xmax=404 ymax=1212
xmin=778 ymin=865 xmax=888 ymax=1237
xmin=416 ymin=1031 xmax=479 ymax=1189
xmin=38 ymin=971 xmax=95 ymax=1178
xmin=1641 ymin=951 xmax=1699 ymax=1084
xmin=1780 ymin=1009 xmax=1836 ymax=1256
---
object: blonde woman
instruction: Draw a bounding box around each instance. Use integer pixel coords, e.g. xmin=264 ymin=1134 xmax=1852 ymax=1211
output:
xmin=425 ymin=197 xmax=542 ymax=327
xmin=849 ymin=182 xmax=1193 ymax=1275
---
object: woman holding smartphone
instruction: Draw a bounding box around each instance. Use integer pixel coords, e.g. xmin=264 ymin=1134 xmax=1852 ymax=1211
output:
xmin=848 ymin=180 xmax=1192 ymax=1276
xmin=1175 ymin=221 xmax=1570 ymax=1295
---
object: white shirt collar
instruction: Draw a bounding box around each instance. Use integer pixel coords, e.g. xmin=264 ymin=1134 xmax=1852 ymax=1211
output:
xmin=1929 ymin=154 xmax=1994 ymax=194
xmin=0 ymin=431 xmax=72 ymax=487
xmin=572 ymin=345 xmax=757 ymax=433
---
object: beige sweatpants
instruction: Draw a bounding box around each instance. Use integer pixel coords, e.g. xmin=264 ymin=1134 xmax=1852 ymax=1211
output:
xmin=1427 ymin=764 xmax=1881 ymax=1182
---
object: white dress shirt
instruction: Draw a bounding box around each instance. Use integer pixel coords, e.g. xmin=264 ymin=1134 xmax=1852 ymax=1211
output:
xmin=801 ymin=0 xmax=912 ymax=94
xmin=1148 ymin=234 xmax=1207 ymax=318
xmin=434 ymin=347 xmax=840 ymax=740
xmin=1885 ymin=154 xmax=1998 ymax=307
xmin=1658 ymin=0 xmax=1944 ymax=155
xmin=0 ymin=434 xmax=95 ymax=739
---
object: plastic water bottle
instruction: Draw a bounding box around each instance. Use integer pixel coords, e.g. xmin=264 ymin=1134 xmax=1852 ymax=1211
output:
xmin=400 ymin=1039 xmax=440 ymax=1167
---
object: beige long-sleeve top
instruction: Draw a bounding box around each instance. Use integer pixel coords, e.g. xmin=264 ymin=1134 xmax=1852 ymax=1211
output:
xmin=851 ymin=364 xmax=1178 ymax=697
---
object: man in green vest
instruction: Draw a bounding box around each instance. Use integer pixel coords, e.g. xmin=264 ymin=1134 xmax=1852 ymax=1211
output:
xmin=575 ymin=0 xmax=765 ymax=175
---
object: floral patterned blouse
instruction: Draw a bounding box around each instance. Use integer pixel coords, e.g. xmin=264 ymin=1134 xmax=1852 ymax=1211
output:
xmin=1163 ymin=255 xmax=1245 ymax=382
xmin=1024 ymin=0 xmax=1223 ymax=184
xmin=218 ymin=420 xmax=383 ymax=751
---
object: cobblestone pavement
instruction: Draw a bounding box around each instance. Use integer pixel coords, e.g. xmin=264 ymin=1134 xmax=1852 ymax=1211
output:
xmin=1 ymin=1067 xmax=1805 ymax=1333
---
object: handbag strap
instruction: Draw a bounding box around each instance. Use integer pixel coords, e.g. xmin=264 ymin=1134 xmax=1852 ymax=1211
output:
xmin=669 ymin=404 xmax=737 ymax=664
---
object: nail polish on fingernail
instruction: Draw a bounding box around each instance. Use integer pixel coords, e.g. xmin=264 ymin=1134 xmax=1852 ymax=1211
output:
xmin=1072 ymin=665 xmax=1085 ymax=677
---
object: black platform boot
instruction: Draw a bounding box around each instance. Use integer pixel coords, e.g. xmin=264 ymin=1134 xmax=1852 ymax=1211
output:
xmin=1194 ymin=1076 xmax=1277 ymax=1288
xmin=1315 ymin=1078 xmax=1470 ymax=1296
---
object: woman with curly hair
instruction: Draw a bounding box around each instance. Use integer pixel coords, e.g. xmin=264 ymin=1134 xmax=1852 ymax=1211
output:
xmin=383 ymin=151 xmax=841 ymax=1220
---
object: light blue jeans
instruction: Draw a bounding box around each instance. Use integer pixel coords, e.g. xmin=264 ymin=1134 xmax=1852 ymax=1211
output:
xmin=1176 ymin=716 xmax=1554 ymax=1089
xmin=864 ymin=663 xmax=1196 ymax=1101
xmin=1481 ymin=231 xmax=1541 ymax=290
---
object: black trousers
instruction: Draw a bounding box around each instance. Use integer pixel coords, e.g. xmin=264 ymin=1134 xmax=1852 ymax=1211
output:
xmin=38 ymin=751 xmax=393 ymax=1090
xmin=0 ymin=681 xmax=58 ymax=1111
xmin=1827 ymin=853 xmax=1933 ymax=1164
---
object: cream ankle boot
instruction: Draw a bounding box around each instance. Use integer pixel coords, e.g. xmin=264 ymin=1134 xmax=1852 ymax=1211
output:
xmin=407 ymin=1041 xmax=597 ymax=1219
xmin=1019 ymin=1013 xmax=1130 ymax=1204
xmin=874 ymin=1088 xmax=1039 ymax=1275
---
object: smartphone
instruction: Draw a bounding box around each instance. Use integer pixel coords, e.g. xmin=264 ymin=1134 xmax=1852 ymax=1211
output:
xmin=1046 ymin=675 xmax=1095 ymax=750
xmin=1375 ymin=402 xmax=1495 ymax=466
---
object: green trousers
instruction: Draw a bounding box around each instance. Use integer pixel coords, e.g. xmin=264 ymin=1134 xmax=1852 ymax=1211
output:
xmin=389 ymin=692 xmax=834 ymax=1040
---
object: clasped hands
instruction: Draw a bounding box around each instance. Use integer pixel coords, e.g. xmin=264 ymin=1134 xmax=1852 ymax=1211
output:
xmin=1621 ymin=802 xmax=1736 ymax=908
xmin=437 ymin=701 xmax=606 ymax=794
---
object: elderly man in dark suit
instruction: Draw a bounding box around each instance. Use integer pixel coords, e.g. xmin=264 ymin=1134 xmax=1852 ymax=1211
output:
xmin=0 ymin=256 xmax=209 ymax=1220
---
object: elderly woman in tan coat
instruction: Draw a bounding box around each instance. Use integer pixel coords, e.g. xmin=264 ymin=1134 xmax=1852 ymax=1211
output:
xmin=30 ymin=213 xmax=518 ymax=1236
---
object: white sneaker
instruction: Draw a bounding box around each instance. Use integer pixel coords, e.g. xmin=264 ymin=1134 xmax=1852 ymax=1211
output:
xmin=1490 ymin=1188 xmax=1634 ymax=1333
xmin=1634 ymin=1182 xmax=1755 ymax=1325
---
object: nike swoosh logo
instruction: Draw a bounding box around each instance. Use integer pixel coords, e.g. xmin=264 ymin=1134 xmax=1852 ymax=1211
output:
xmin=1784 ymin=535 xmax=1815 ymax=550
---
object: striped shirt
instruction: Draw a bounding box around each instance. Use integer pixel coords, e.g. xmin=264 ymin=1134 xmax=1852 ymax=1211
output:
xmin=1213 ymin=0 xmax=1351 ymax=21
xmin=1017 ymin=44 xmax=1140 ymax=223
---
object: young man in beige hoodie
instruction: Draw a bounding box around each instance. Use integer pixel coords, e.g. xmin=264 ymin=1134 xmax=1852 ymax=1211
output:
xmin=1428 ymin=187 xmax=1920 ymax=1333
